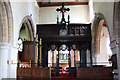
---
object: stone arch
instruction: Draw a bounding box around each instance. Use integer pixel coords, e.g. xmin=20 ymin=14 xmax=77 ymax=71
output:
xmin=0 ymin=0 xmax=13 ymax=44
xmin=92 ymin=13 xmax=111 ymax=55
xmin=19 ymin=15 xmax=35 ymax=41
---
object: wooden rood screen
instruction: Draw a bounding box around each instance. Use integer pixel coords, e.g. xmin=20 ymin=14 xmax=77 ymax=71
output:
xmin=37 ymin=23 xmax=92 ymax=68
xmin=37 ymin=24 xmax=91 ymax=39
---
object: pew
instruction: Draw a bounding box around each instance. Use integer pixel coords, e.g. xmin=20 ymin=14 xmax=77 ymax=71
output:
xmin=17 ymin=67 xmax=51 ymax=79
xmin=76 ymin=67 xmax=113 ymax=79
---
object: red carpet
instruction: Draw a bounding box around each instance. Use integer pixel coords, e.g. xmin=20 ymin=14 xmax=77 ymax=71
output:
xmin=51 ymin=72 xmax=76 ymax=80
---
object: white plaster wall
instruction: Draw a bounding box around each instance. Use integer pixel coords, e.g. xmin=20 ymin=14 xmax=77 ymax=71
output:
xmin=7 ymin=47 xmax=18 ymax=78
xmin=39 ymin=5 xmax=90 ymax=24
xmin=93 ymin=1 xmax=114 ymax=39
xmin=6 ymin=1 xmax=40 ymax=78
xmin=10 ymin=1 xmax=40 ymax=46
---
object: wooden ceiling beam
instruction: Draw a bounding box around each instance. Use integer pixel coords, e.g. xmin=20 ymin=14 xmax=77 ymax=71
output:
xmin=37 ymin=2 xmax=88 ymax=7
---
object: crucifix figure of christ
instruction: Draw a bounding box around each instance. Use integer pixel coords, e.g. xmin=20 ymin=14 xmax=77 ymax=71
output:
xmin=56 ymin=3 xmax=70 ymax=24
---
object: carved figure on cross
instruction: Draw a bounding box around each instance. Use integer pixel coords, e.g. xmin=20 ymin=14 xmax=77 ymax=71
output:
xmin=56 ymin=3 xmax=70 ymax=24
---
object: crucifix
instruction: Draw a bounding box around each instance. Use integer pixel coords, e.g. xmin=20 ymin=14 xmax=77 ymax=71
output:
xmin=56 ymin=3 xmax=70 ymax=24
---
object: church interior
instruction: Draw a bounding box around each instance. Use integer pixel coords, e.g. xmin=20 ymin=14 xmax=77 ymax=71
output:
xmin=0 ymin=0 xmax=120 ymax=80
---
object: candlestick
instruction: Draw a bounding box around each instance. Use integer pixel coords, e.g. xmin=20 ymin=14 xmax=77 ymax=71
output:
xmin=57 ymin=15 xmax=59 ymax=24
xmin=68 ymin=15 xmax=70 ymax=23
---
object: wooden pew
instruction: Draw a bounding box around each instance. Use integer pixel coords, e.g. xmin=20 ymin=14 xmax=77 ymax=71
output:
xmin=17 ymin=67 xmax=51 ymax=79
xmin=76 ymin=67 xmax=113 ymax=79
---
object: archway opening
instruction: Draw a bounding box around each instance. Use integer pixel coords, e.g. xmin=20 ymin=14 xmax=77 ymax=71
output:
xmin=96 ymin=20 xmax=112 ymax=66
xmin=19 ymin=23 xmax=31 ymax=41
xmin=17 ymin=22 xmax=32 ymax=61
xmin=17 ymin=18 xmax=35 ymax=67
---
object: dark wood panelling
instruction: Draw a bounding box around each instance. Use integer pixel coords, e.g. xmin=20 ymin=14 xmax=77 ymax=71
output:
xmin=21 ymin=41 xmax=36 ymax=66
xmin=37 ymin=24 xmax=60 ymax=37
xmin=37 ymin=23 xmax=91 ymax=42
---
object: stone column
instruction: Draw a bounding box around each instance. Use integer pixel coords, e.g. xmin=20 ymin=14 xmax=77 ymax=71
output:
xmin=113 ymin=2 xmax=120 ymax=80
xmin=7 ymin=47 xmax=17 ymax=78
xmin=0 ymin=43 xmax=10 ymax=80
xmin=116 ymin=37 xmax=120 ymax=80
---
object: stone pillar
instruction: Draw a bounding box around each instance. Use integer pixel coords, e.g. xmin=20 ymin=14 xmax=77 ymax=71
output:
xmin=113 ymin=2 xmax=120 ymax=80
xmin=111 ymin=38 xmax=118 ymax=79
xmin=0 ymin=43 xmax=10 ymax=80
xmin=116 ymin=37 xmax=120 ymax=80
xmin=7 ymin=47 xmax=17 ymax=78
